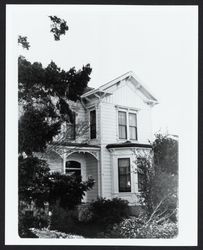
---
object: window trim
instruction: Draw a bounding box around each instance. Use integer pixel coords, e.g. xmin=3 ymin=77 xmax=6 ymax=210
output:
xmin=118 ymin=158 xmax=131 ymax=193
xmin=65 ymin=161 xmax=81 ymax=177
xmin=129 ymin=112 xmax=137 ymax=140
xmin=117 ymin=108 xmax=138 ymax=141
xmin=118 ymin=111 xmax=127 ymax=139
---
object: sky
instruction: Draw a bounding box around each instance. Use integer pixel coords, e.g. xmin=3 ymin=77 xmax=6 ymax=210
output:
xmin=9 ymin=5 xmax=198 ymax=136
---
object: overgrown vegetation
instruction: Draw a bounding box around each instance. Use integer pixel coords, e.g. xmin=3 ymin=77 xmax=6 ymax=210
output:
xmin=50 ymin=197 xmax=130 ymax=238
xmin=18 ymin=15 xmax=93 ymax=237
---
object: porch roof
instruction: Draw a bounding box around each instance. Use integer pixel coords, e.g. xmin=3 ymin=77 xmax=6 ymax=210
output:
xmin=51 ymin=142 xmax=100 ymax=149
xmin=106 ymin=141 xmax=152 ymax=149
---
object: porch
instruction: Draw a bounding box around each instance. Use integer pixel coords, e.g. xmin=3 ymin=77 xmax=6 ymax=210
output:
xmin=46 ymin=143 xmax=101 ymax=202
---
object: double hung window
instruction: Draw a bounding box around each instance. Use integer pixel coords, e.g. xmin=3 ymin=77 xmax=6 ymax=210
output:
xmin=118 ymin=158 xmax=131 ymax=192
xmin=118 ymin=111 xmax=127 ymax=139
xmin=90 ymin=109 xmax=96 ymax=139
xmin=118 ymin=110 xmax=137 ymax=140
xmin=65 ymin=161 xmax=81 ymax=179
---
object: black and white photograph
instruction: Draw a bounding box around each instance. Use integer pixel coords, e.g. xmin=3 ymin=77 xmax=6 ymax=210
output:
xmin=5 ymin=4 xmax=198 ymax=245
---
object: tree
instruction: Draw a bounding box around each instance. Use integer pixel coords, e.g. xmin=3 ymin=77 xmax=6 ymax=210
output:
xmin=49 ymin=16 xmax=69 ymax=41
xmin=137 ymin=134 xmax=178 ymax=221
xmin=18 ymin=56 xmax=93 ymax=206
xmin=152 ymin=133 xmax=178 ymax=175
xmin=18 ymin=56 xmax=92 ymax=156
xmin=18 ymin=35 xmax=30 ymax=50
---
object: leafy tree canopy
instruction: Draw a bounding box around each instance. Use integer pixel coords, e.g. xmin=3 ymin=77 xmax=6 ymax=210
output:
xmin=152 ymin=133 xmax=178 ymax=175
xmin=18 ymin=35 xmax=30 ymax=50
xmin=18 ymin=56 xmax=92 ymax=155
xmin=49 ymin=16 xmax=69 ymax=41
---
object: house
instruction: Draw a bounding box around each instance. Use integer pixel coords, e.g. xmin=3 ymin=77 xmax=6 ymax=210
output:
xmin=45 ymin=71 xmax=158 ymax=205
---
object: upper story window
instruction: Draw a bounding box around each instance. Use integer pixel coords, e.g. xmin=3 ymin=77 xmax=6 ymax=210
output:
xmin=118 ymin=158 xmax=131 ymax=192
xmin=90 ymin=109 xmax=96 ymax=139
xmin=118 ymin=111 xmax=127 ymax=139
xmin=129 ymin=113 xmax=137 ymax=140
xmin=118 ymin=110 xmax=137 ymax=140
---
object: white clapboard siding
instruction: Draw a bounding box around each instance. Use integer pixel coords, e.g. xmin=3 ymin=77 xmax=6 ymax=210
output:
xmin=100 ymin=146 xmax=112 ymax=199
xmin=100 ymin=81 xmax=153 ymax=144
xmin=85 ymin=154 xmax=98 ymax=202
xmin=100 ymin=102 xmax=117 ymax=144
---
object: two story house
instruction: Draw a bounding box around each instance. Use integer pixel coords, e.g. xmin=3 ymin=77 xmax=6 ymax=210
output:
xmin=45 ymin=71 xmax=158 ymax=205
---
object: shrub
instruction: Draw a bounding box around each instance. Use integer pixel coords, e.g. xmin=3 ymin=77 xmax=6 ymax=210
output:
xmin=90 ymin=197 xmax=129 ymax=227
xmin=77 ymin=204 xmax=94 ymax=223
xmin=50 ymin=205 xmax=78 ymax=233
xmin=18 ymin=210 xmax=39 ymax=238
xmin=136 ymin=221 xmax=178 ymax=238
xmin=48 ymin=173 xmax=94 ymax=209
xmin=105 ymin=217 xmax=178 ymax=239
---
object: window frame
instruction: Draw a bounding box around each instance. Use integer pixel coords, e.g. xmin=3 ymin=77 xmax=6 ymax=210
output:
xmin=90 ymin=109 xmax=97 ymax=140
xmin=118 ymin=111 xmax=127 ymax=139
xmin=118 ymin=158 xmax=131 ymax=193
xmin=129 ymin=112 xmax=137 ymax=140
xmin=117 ymin=108 xmax=138 ymax=141
xmin=65 ymin=161 xmax=81 ymax=178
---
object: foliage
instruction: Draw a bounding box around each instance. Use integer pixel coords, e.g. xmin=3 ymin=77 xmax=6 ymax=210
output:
xmin=19 ymin=156 xmax=94 ymax=209
xmin=18 ymin=35 xmax=30 ymax=50
xmin=89 ymin=197 xmax=130 ymax=227
xmin=18 ymin=56 xmax=92 ymax=106
xmin=49 ymin=15 xmax=69 ymax=41
xmin=152 ymin=133 xmax=178 ymax=175
xmin=48 ymin=173 xmax=95 ymax=209
xmin=105 ymin=216 xmax=178 ymax=238
xmin=77 ymin=204 xmax=94 ymax=223
xmin=19 ymin=107 xmax=61 ymax=156
xmin=18 ymin=156 xmax=50 ymax=206
xmin=136 ymin=134 xmax=178 ymax=221
xmin=50 ymin=205 xmax=77 ymax=233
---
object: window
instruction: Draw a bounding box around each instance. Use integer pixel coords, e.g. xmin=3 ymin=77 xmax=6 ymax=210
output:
xmin=65 ymin=161 xmax=81 ymax=179
xmin=118 ymin=111 xmax=127 ymax=139
xmin=118 ymin=158 xmax=131 ymax=192
xmin=90 ymin=110 xmax=96 ymax=139
xmin=129 ymin=113 xmax=137 ymax=140
xmin=118 ymin=109 xmax=138 ymax=140
xmin=137 ymin=158 xmax=147 ymax=192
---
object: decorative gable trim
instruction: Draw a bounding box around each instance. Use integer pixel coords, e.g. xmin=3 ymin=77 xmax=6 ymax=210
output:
xmin=81 ymin=71 xmax=158 ymax=106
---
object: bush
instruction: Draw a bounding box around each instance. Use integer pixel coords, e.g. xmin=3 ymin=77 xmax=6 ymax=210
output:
xmin=48 ymin=173 xmax=94 ymax=209
xmin=105 ymin=217 xmax=178 ymax=239
xmin=50 ymin=205 xmax=78 ymax=233
xmin=19 ymin=210 xmax=39 ymax=238
xmin=90 ymin=197 xmax=129 ymax=227
xmin=136 ymin=221 xmax=178 ymax=238
xmin=77 ymin=204 xmax=94 ymax=223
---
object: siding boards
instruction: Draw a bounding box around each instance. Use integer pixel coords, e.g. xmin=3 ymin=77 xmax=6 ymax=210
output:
xmin=85 ymin=154 xmax=98 ymax=202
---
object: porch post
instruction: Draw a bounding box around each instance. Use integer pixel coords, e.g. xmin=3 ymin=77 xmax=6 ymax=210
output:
xmin=63 ymin=153 xmax=66 ymax=174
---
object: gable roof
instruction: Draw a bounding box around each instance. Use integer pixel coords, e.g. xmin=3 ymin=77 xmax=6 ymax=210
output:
xmin=81 ymin=71 xmax=158 ymax=105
